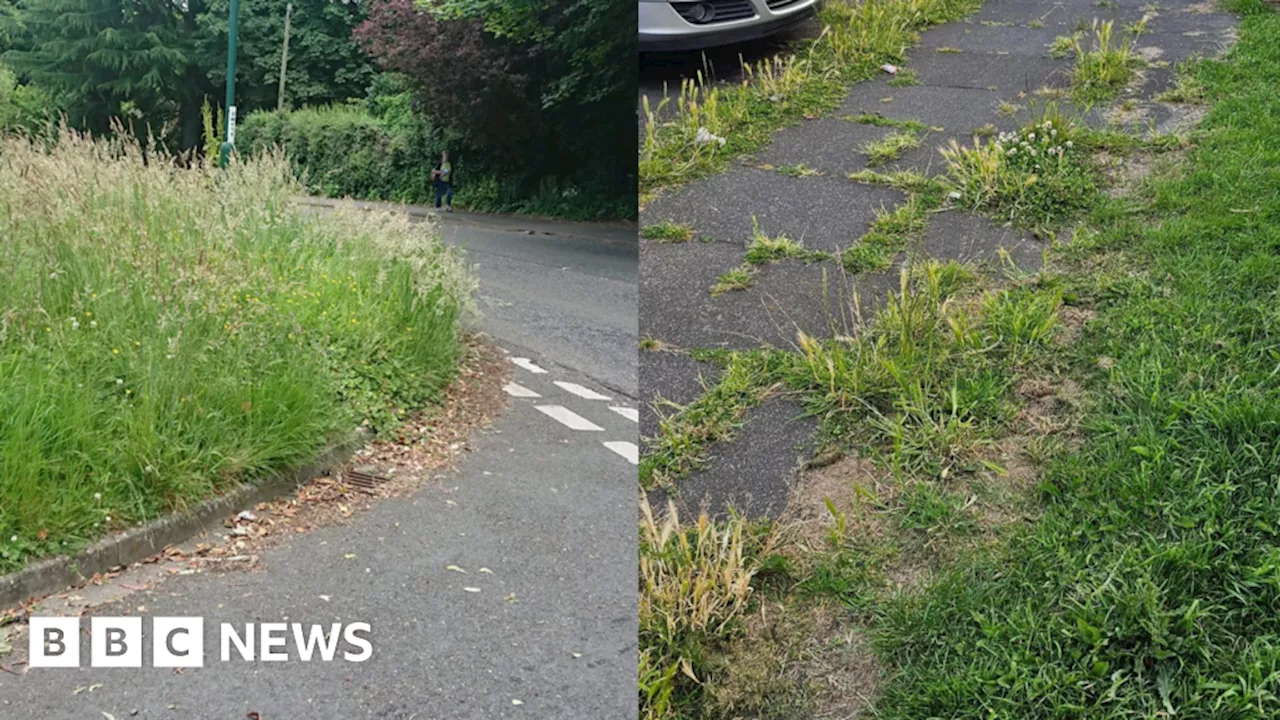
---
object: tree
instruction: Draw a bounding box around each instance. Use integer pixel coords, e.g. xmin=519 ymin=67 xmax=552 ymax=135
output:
xmin=198 ymin=0 xmax=374 ymax=112
xmin=355 ymin=0 xmax=634 ymax=196
xmin=3 ymin=0 xmax=211 ymax=148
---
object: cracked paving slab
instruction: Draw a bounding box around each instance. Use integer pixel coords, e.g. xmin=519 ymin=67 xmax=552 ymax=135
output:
xmin=657 ymin=398 xmax=818 ymax=521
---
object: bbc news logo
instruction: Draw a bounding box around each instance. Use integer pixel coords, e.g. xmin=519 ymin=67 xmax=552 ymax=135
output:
xmin=29 ymin=617 xmax=373 ymax=668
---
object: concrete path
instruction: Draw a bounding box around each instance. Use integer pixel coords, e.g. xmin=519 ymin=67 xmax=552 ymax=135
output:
xmin=639 ymin=0 xmax=1238 ymax=519
xmin=0 ymin=210 xmax=640 ymax=718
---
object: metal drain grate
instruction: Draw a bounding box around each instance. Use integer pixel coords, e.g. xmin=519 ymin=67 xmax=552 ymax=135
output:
xmin=345 ymin=467 xmax=390 ymax=492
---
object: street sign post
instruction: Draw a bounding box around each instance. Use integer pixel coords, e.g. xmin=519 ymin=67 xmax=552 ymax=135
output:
xmin=219 ymin=0 xmax=241 ymax=168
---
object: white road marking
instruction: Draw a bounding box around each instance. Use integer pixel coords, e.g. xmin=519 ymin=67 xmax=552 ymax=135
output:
xmin=535 ymin=405 xmax=603 ymax=431
xmin=554 ymin=381 xmax=611 ymax=401
xmin=511 ymin=357 xmax=547 ymax=374
xmin=503 ymin=382 xmax=541 ymax=398
xmin=603 ymin=441 xmax=639 ymax=465
xmin=609 ymin=406 xmax=639 ymax=423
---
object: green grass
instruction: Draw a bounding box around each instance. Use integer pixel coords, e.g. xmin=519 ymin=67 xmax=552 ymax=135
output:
xmin=872 ymin=4 xmax=1280 ymax=716
xmin=642 ymin=220 xmax=695 ymax=242
xmin=639 ymin=351 xmax=781 ymax=488
xmin=0 ymin=131 xmax=472 ymax=573
xmin=1072 ymin=19 xmax=1141 ymax=103
xmin=844 ymin=113 xmax=928 ymax=132
xmin=639 ymin=0 xmax=983 ymax=197
xmin=710 ymin=264 xmax=757 ymax=296
xmin=774 ymin=163 xmax=822 ymax=177
xmin=862 ymin=130 xmax=924 ymax=167
xmin=942 ymin=104 xmax=1098 ymax=230
xmin=888 ymin=68 xmax=921 ymax=87
xmin=744 ymin=218 xmax=829 ymax=264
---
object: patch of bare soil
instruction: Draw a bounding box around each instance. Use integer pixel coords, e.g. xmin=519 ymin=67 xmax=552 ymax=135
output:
xmin=0 ymin=337 xmax=509 ymax=648
xmin=707 ymin=600 xmax=883 ymax=720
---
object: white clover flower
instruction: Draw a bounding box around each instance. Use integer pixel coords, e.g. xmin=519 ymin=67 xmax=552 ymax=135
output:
xmin=90 ymin=320 xmax=97 ymax=328
xmin=1065 ymin=140 xmax=1073 ymax=148
xmin=71 ymin=320 xmax=80 ymax=330
xmin=116 ymin=378 xmax=124 ymax=385
xmin=1028 ymin=133 xmax=1036 ymax=140
xmin=94 ymin=493 xmax=102 ymax=501
xmin=9 ymin=535 xmax=16 ymax=543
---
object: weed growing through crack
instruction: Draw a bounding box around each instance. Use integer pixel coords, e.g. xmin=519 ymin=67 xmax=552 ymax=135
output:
xmin=887 ymin=68 xmax=921 ymax=87
xmin=642 ymin=220 xmax=695 ymax=242
xmin=639 ymin=499 xmax=772 ymax=718
xmin=710 ymin=264 xmax=757 ymax=296
xmin=744 ymin=219 xmax=827 ymax=264
xmin=861 ymin=130 xmax=924 ymax=166
xmin=639 ymin=0 xmax=984 ymax=196
xmin=1049 ymin=31 xmax=1083 ymax=59
xmin=942 ymin=104 xmax=1097 ymax=229
xmin=639 ymin=351 xmax=781 ymax=488
xmin=1071 ymin=19 xmax=1141 ymax=102
xmin=844 ymin=113 xmax=927 ymax=132
xmin=775 ymin=163 xmax=822 ymax=177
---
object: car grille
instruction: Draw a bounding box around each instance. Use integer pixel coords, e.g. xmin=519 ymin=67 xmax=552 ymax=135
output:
xmin=672 ymin=0 xmax=756 ymax=24
xmin=765 ymin=0 xmax=802 ymax=9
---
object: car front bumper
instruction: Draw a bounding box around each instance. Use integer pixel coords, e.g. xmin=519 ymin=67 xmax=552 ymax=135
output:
xmin=639 ymin=0 xmax=819 ymax=53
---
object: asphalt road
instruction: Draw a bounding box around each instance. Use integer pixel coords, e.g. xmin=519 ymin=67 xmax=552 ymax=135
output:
xmin=439 ymin=213 xmax=639 ymax=397
xmin=0 ymin=207 xmax=640 ymax=719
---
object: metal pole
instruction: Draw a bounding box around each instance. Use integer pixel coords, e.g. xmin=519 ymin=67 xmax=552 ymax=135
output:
xmin=277 ymin=3 xmax=292 ymax=111
xmin=219 ymin=0 xmax=240 ymax=168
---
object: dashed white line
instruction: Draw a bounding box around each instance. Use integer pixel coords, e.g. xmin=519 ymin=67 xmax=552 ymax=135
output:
xmin=553 ymin=381 xmax=612 ymax=401
xmin=511 ymin=357 xmax=547 ymax=374
xmin=535 ymin=405 xmax=604 ymax=431
xmin=609 ymin=406 xmax=639 ymax=423
xmin=603 ymin=441 xmax=639 ymax=465
xmin=503 ymin=382 xmax=541 ymax=398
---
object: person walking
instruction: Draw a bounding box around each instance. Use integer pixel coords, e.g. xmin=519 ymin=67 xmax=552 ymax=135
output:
xmin=432 ymin=151 xmax=454 ymax=212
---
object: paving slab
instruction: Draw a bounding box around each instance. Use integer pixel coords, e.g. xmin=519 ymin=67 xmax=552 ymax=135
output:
xmin=842 ymin=83 xmax=1019 ymax=137
xmin=917 ymin=21 xmax=1066 ymax=57
xmin=668 ymin=397 xmax=819 ymax=520
xmin=910 ymin=49 xmax=1072 ymax=93
xmin=755 ymin=117 xmax=897 ymax=177
xmin=640 ymin=238 xmax=860 ymax=350
xmin=918 ymin=211 xmax=1047 ymax=273
xmin=641 ymin=167 xmax=902 ymax=248
xmin=639 ymin=351 xmax=721 ymax=442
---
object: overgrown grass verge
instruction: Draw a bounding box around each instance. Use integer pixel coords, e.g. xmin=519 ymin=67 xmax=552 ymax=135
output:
xmin=639 ymin=0 xmax=983 ymax=198
xmin=0 ymin=131 xmax=473 ymax=573
xmin=873 ymin=3 xmax=1280 ymax=716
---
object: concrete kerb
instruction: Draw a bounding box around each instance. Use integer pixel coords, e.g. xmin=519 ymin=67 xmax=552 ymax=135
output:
xmin=0 ymin=431 xmax=370 ymax=611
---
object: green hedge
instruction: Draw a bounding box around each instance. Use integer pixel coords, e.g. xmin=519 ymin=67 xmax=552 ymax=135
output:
xmin=238 ymin=99 xmax=635 ymax=220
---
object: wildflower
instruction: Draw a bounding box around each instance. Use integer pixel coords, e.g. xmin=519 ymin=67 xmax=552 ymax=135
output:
xmin=9 ymin=535 xmax=16 ymax=542
xmin=90 ymin=321 xmax=97 ymax=328
xmin=112 ymin=348 xmax=119 ymax=354
xmin=1065 ymin=140 xmax=1073 ymax=148
xmin=71 ymin=320 xmax=80 ymax=330
xmin=116 ymin=378 xmax=123 ymax=385
xmin=94 ymin=493 xmax=102 ymax=501
xmin=1028 ymin=133 xmax=1036 ymax=140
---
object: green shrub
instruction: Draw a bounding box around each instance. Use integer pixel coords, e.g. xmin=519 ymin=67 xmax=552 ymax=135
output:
xmin=0 ymin=129 xmax=473 ymax=573
xmin=238 ymin=96 xmax=634 ymax=220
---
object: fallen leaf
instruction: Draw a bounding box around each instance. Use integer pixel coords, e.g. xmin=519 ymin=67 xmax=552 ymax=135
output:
xmin=318 ymin=595 xmax=331 ymax=602
xmin=445 ymin=565 xmax=466 ymax=574
xmin=511 ymin=699 xmax=524 ymax=706
xmin=463 ymin=587 xmax=481 ymax=593
xmin=478 ymin=568 xmax=493 ymax=575
xmin=572 ymin=652 xmax=582 ymax=659
xmin=102 ymin=713 xmax=117 ymax=720
xmin=343 ymin=553 xmax=357 ymax=560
